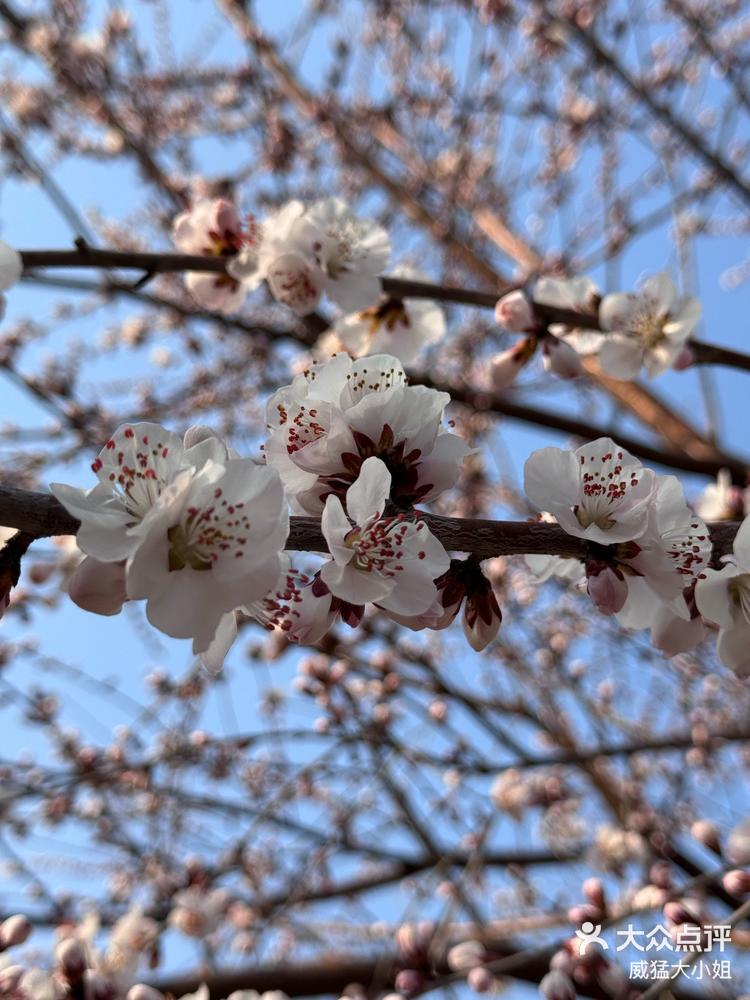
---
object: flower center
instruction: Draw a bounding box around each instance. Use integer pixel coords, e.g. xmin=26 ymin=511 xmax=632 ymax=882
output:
xmin=631 ymin=308 xmax=667 ymax=348
xmin=345 ymin=518 xmax=410 ymax=575
xmin=166 ymin=492 xmax=253 ymax=572
xmin=167 ymin=524 xmax=213 ymax=572
xmin=359 ymin=298 xmax=409 ymax=336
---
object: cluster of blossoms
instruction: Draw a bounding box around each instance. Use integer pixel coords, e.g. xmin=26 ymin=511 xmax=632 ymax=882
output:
xmin=173 ymin=198 xmax=446 ymax=363
xmin=50 ymin=353 xmax=512 ymax=659
xmin=523 ymin=437 xmax=715 ymax=659
xmin=492 ymin=271 xmax=700 ymax=386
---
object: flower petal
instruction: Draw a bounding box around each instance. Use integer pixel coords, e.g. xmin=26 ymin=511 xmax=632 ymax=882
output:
xmin=346 ymin=457 xmax=391 ymax=526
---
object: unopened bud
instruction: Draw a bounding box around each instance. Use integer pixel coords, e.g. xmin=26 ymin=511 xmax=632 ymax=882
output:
xmin=55 ymin=936 xmax=88 ymax=979
xmin=127 ymin=987 xmax=165 ymax=1000
xmin=581 ymin=878 xmax=606 ymax=912
xmin=467 ymin=967 xmax=494 ymax=993
xmin=447 ymin=940 xmax=485 ymax=972
xmin=691 ymin=819 xmax=722 ymax=854
xmin=723 ymin=870 xmax=750 ymax=895
xmin=0 ymin=915 xmax=31 ymax=948
xmin=394 ymin=969 xmax=424 ymax=994
xmin=495 ymin=290 xmax=535 ymax=332
xmin=727 ymin=819 xmax=750 ymax=865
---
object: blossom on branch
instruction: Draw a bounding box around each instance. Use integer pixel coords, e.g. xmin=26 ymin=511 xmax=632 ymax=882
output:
xmin=264 ymin=352 xmax=470 ymax=514
xmin=695 ymin=513 xmax=750 ymax=675
xmin=320 ymin=457 xmax=450 ymax=615
xmin=228 ymin=197 xmax=390 ymax=316
xmin=524 ymin=437 xmax=656 ymax=545
xmin=524 ymin=440 xmax=711 ymax=648
xmin=229 ymin=200 xmax=323 ymax=316
xmin=332 ymin=266 xmax=445 ymax=364
xmin=52 ymin=422 xmax=289 ymax=665
xmin=598 ymin=272 xmax=701 ymax=379
xmin=494 ymin=289 xmax=535 ymax=332
xmin=292 ymin=197 xmax=390 ymax=312
xmin=172 ymin=198 xmax=253 ymax=313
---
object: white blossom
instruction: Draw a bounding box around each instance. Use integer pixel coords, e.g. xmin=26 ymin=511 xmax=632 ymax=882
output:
xmin=228 ymin=201 xmax=322 ymax=316
xmin=332 ymin=266 xmax=445 ymax=364
xmin=695 ymin=514 xmax=750 ymax=675
xmin=320 ymin=457 xmax=450 ymax=615
xmin=292 ymin=197 xmax=390 ymax=312
xmin=264 ymin=353 xmax=470 ymax=514
xmin=599 ymin=272 xmax=701 ymax=378
xmin=172 ymin=199 xmax=250 ymax=313
xmin=494 ymin=289 xmax=534 ymax=332
xmin=51 ymin=423 xmax=223 ymax=562
xmin=53 ymin=423 xmax=289 ymax=660
xmin=524 ymin=437 xmax=656 ymax=545
xmin=533 ymin=274 xmax=601 ymax=354
xmin=124 ymin=458 xmax=288 ymax=654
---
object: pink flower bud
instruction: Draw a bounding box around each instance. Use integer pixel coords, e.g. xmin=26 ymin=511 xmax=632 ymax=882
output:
xmin=447 ymin=940 xmax=485 ymax=971
xmin=495 ymin=290 xmax=535 ymax=331
xmin=581 ymin=878 xmax=605 ymax=912
xmin=0 ymin=915 xmax=31 ymax=948
xmin=462 ymin=582 xmax=502 ymax=652
xmin=567 ymin=904 xmax=601 ymax=925
xmin=394 ymin=969 xmax=423 ymax=994
xmin=542 ymin=336 xmax=583 ymax=378
xmin=467 ymin=967 xmax=494 ymax=993
xmin=127 ymin=987 xmax=165 ymax=1000
xmin=68 ymin=557 xmax=127 ymax=616
xmin=489 ymin=336 xmax=537 ymax=390
xmin=723 ymin=869 xmax=750 ymax=895
xmin=585 ymin=561 xmax=628 ymax=614
xmin=539 ymin=970 xmax=577 ymax=1000
xmin=691 ymin=819 xmax=722 ymax=854
xmin=663 ymin=899 xmax=701 ymax=926
xmin=55 ymin=936 xmax=88 ymax=980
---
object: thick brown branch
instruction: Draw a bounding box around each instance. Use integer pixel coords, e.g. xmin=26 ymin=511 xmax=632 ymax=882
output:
xmin=0 ymin=483 xmax=739 ymax=562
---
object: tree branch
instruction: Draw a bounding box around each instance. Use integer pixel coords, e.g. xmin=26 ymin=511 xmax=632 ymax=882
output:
xmin=18 ymin=250 xmax=750 ymax=374
xmin=0 ymin=482 xmax=739 ymax=562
